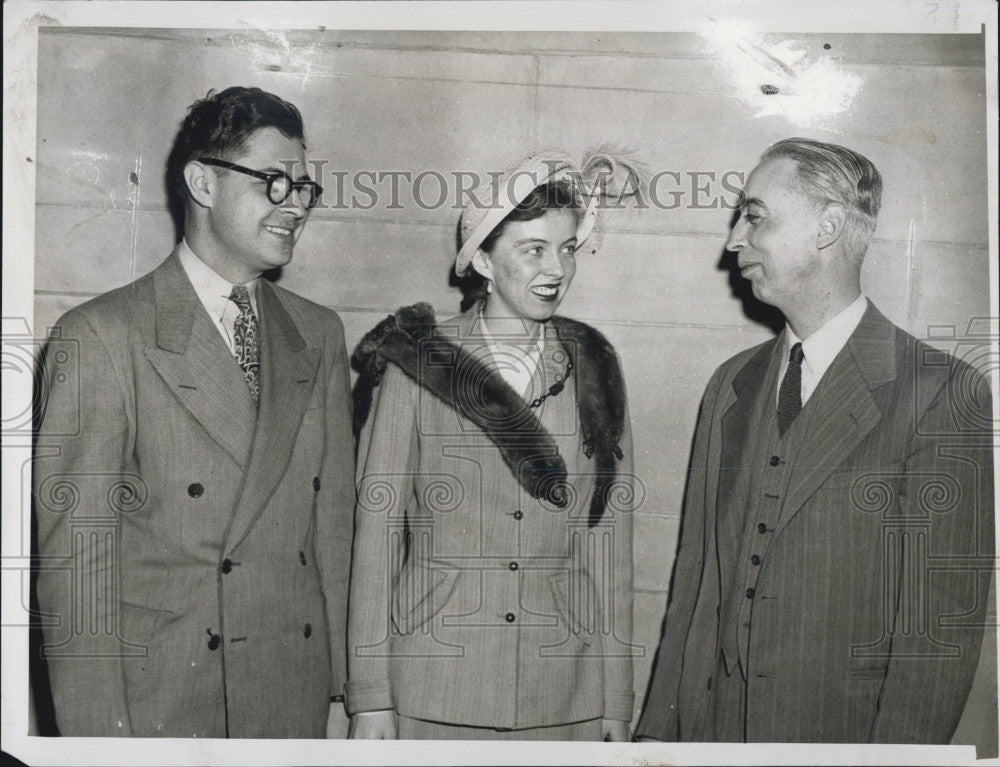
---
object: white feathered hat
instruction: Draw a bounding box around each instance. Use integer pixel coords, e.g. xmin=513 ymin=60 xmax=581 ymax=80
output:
xmin=454 ymin=148 xmax=642 ymax=276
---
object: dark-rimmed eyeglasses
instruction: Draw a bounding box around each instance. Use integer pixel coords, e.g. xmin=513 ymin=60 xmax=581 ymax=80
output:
xmin=198 ymin=158 xmax=323 ymax=209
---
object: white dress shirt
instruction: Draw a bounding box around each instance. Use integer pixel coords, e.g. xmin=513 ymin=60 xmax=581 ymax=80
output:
xmin=778 ymin=294 xmax=868 ymax=406
xmin=177 ymin=239 xmax=259 ymax=354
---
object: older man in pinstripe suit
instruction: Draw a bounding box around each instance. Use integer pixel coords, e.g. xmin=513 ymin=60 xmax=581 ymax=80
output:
xmin=636 ymin=138 xmax=994 ymax=743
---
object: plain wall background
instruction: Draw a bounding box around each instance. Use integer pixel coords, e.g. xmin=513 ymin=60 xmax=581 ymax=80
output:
xmin=32 ymin=28 xmax=994 ymax=743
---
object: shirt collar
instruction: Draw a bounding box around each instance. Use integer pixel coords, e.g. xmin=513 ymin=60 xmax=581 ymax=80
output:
xmin=474 ymin=307 xmax=545 ymax=355
xmin=177 ymin=238 xmax=258 ymax=319
xmin=785 ymin=294 xmax=868 ymax=378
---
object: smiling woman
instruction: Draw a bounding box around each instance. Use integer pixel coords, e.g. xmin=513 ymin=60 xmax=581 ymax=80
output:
xmin=346 ymin=151 xmax=638 ymax=742
xmin=471 ymin=180 xmax=580 ymax=326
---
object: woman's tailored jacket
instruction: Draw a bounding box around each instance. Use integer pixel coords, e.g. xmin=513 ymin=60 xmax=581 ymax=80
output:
xmin=346 ymin=307 xmax=636 ymax=729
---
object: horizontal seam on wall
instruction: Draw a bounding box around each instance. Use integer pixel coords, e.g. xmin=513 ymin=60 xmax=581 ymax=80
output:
xmin=28 ymin=205 xmax=991 ymax=249
xmin=28 ymin=292 xmax=777 ymax=330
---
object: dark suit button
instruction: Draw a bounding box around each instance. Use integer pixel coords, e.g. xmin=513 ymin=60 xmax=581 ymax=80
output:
xmin=508 ymin=561 xmax=519 ymax=571
xmin=207 ymin=633 xmax=221 ymax=650
xmin=504 ymin=613 xmax=516 ymax=623
xmin=299 ymin=551 xmax=307 ymax=566
xmin=512 ymin=510 xmax=524 ymax=520
xmin=220 ymin=559 xmax=233 ymax=574
xmin=769 ymin=455 xmax=780 ymax=467
xmin=757 ymin=522 xmax=767 ymax=534
xmin=188 ymin=482 xmax=204 ymax=498
xmin=745 ymin=587 xmax=756 ymax=599
xmin=750 ymin=555 xmax=761 ymax=566
xmin=313 ymin=476 xmax=321 ymax=492
xmin=304 ymin=623 xmax=312 ymax=638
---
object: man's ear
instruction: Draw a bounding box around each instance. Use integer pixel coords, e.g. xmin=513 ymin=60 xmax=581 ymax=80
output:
xmin=816 ymin=203 xmax=847 ymax=250
xmin=470 ymin=249 xmax=493 ymax=282
xmin=183 ymin=161 xmax=214 ymax=209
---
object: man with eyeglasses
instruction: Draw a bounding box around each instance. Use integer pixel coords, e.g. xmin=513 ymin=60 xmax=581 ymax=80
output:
xmin=33 ymin=87 xmax=355 ymax=738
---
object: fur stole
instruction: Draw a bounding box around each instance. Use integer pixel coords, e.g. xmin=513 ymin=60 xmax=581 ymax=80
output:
xmin=351 ymin=303 xmax=627 ymax=525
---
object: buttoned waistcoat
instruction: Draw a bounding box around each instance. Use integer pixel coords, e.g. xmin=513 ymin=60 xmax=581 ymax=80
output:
xmin=636 ymin=302 xmax=994 ymax=743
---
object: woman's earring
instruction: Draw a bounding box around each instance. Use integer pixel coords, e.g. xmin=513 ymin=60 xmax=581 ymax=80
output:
xmin=486 ymin=280 xmax=493 ymax=294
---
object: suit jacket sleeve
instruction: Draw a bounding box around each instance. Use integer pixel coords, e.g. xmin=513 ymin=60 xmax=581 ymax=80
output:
xmin=33 ymin=308 xmax=134 ymax=736
xmin=635 ymin=365 xmax=727 ymax=741
xmin=869 ymin=362 xmax=994 ymax=743
xmin=600 ymin=391 xmax=636 ymax=722
xmin=345 ymin=364 xmax=418 ymax=715
xmin=315 ymin=313 xmax=357 ymax=700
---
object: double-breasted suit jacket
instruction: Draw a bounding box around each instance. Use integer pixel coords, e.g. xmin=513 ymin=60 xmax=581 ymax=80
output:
xmin=636 ymin=302 xmax=994 ymax=743
xmin=34 ymin=250 xmax=356 ymax=737
xmin=346 ymin=306 xmax=636 ymax=729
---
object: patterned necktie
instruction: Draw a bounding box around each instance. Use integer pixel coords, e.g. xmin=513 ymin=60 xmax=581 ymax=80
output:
xmin=229 ymin=285 xmax=260 ymax=405
xmin=776 ymin=342 xmax=804 ymax=436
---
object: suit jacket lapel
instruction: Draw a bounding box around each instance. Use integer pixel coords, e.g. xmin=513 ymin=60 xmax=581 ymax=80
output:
xmin=717 ymin=340 xmax=780 ymax=559
xmin=143 ymin=251 xmax=257 ymax=467
xmin=776 ymin=302 xmax=898 ymax=534
xmin=224 ymin=282 xmax=320 ymax=552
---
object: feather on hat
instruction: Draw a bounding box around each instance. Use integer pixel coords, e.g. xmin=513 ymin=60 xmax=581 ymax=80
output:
xmin=454 ymin=147 xmax=644 ymax=276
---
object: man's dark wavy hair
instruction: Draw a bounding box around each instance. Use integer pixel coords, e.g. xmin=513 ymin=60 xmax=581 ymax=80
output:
xmin=165 ymin=86 xmax=305 ymax=232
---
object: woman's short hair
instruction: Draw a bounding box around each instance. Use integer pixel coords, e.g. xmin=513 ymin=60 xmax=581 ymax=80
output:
xmin=761 ymin=138 xmax=882 ymax=260
xmin=458 ymin=179 xmax=581 ymax=311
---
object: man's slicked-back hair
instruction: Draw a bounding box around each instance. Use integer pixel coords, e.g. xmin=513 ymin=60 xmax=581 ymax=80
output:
xmin=167 ymin=86 xmax=306 ymax=204
xmin=761 ymin=138 xmax=883 ymax=260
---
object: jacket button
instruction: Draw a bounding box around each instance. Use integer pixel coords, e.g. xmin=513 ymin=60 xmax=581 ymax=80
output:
xmin=207 ymin=633 xmax=221 ymax=650
xmin=188 ymin=482 xmax=204 ymax=498
xmin=220 ymin=559 xmax=233 ymax=574
xmin=313 ymin=476 xmax=321 ymax=492
xmin=757 ymin=522 xmax=767 ymax=534
xmin=508 ymin=561 xmax=519 ymax=571
xmin=750 ymin=554 xmax=761 ymax=566
xmin=769 ymin=455 xmax=780 ymax=467
xmin=504 ymin=613 xmax=516 ymax=623
xmin=304 ymin=623 xmax=312 ymax=638
xmin=299 ymin=551 xmax=307 ymax=566
xmin=512 ymin=510 xmax=524 ymax=521
xmin=745 ymin=587 xmax=756 ymax=599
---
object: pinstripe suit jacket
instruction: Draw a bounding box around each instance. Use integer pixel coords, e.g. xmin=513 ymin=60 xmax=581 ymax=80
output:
xmin=345 ymin=307 xmax=636 ymax=729
xmin=636 ymin=302 xmax=994 ymax=743
xmin=33 ymin=251 xmax=355 ymax=737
